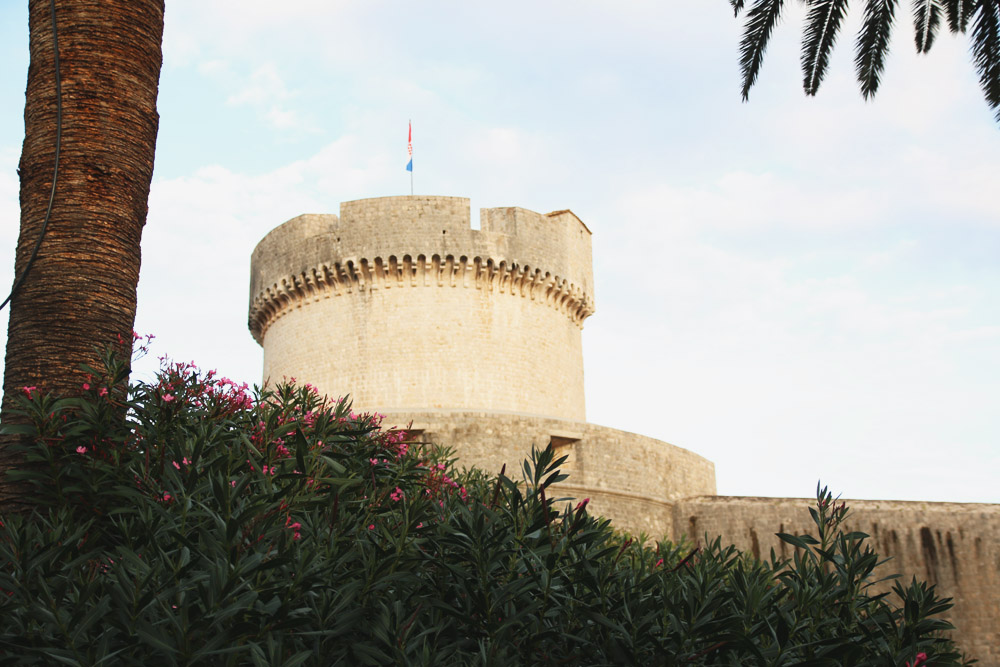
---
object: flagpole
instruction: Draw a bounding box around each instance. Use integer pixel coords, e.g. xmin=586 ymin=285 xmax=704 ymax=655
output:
xmin=408 ymin=119 xmax=414 ymax=196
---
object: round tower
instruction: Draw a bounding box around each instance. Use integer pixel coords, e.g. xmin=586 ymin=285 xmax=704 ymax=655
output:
xmin=248 ymin=196 xmax=595 ymax=421
xmin=249 ymin=195 xmax=717 ymax=537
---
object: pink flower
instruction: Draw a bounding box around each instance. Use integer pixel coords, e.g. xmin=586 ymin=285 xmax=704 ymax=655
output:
xmin=98 ymin=387 xmax=108 ymax=397
xmin=906 ymin=653 xmax=928 ymax=667
xmin=172 ymin=461 xmax=181 ymax=470
xmin=368 ymin=524 xmax=375 ymax=530
xmin=162 ymin=394 xmax=175 ymax=403
xmin=182 ymin=457 xmax=191 ymax=465
xmin=390 ymin=487 xmax=404 ymax=502
xmin=82 ymin=383 xmax=91 ymax=390
xmin=654 ymin=558 xmax=664 ymax=568
xmin=21 ymin=386 xmax=36 ymax=398
xmin=76 ymin=446 xmax=87 ymax=454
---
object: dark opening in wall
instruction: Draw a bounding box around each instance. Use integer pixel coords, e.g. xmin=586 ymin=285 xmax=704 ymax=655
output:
xmin=549 ymin=430 xmax=582 ymax=452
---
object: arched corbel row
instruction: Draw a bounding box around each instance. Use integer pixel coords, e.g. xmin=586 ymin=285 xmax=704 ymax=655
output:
xmin=249 ymin=253 xmax=595 ymax=343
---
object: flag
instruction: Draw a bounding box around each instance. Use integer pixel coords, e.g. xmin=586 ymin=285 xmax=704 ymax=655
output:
xmin=406 ymin=121 xmax=413 ymax=172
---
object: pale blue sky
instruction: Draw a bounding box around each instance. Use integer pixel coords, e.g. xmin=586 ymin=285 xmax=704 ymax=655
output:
xmin=1 ymin=2 xmax=998 ymax=502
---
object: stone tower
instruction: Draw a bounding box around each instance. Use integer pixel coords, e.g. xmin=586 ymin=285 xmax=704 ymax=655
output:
xmin=248 ymin=195 xmax=717 ymax=537
xmin=249 ymin=196 xmax=594 ymax=421
xmin=248 ymin=195 xmax=1000 ymax=663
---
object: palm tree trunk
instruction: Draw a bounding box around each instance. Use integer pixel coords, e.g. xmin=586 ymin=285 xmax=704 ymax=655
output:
xmin=0 ymin=0 xmax=165 ymax=509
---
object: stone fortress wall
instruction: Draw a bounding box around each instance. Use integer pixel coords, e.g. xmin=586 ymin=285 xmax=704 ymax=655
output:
xmin=675 ymin=497 xmax=1000 ymax=665
xmin=383 ymin=410 xmax=717 ymax=537
xmin=249 ymin=196 xmax=1000 ymax=664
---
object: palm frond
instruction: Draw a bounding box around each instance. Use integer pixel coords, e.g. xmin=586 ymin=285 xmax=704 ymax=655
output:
xmin=731 ymin=0 xmax=748 ymax=17
xmin=739 ymin=0 xmax=788 ymax=100
xmin=943 ymin=0 xmax=974 ymax=32
xmin=970 ymin=0 xmax=1000 ymax=122
xmin=856 ymin=0 xmax=898 ymax=98
xmin=801 ymin=0 xmax=851 ymax=95
xmin=913 ymin=0 xmax=944 ymax=52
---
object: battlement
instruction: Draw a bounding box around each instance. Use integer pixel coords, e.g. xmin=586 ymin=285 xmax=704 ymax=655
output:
xmin=248 ymin=196 xmax=595 ymax=422
xmin=249 ymin=196 xmax=595 ymax=344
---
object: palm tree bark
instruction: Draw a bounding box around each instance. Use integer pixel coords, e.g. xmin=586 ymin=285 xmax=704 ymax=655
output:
xmin=0 ymin=0 xmax=165 ymax=508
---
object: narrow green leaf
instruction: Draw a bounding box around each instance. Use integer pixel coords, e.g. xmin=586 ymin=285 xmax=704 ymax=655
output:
xmin=856 ymin=0 xmax=898 ymax=97
xmin=739 ymin=0 xmax=788 ymax=100
xmin=802 ymin=0 xmax=851 ymax=95
xmin=913 ymin=0 xmax=943 ymax=52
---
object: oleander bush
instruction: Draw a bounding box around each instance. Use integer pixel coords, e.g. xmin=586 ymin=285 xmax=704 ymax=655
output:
xmin=0 ymin=346 xmax=970 ymax=665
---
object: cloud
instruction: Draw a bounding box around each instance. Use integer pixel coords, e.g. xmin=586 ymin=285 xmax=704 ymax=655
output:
xmin=134 ymin=134 xmax=396 ymax=384
xmin=580 ymin=158 xmax=1000 ymax=502
xmin=226 ymin=63 xmax=292 ymax=107
xmin=202 ymin=62 xmax=314 ymax=132
xmin=163 ymin=1 xmax=375 ymax=71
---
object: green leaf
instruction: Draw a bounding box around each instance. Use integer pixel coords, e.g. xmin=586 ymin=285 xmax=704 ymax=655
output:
xmin=802 ymin=0 xmax=851 ymax=95
xmin=777 ymin=532 xmax=819 ymax=549
xmin=856 ymin=0 xmax=898 ymax=97
xmin=970 ymin=0 xmax=1000 ymax=122
xmin=739 ymin=0 xmax=788 ymax=100
xmin=913 ymin=0 xmax=943 ymax=52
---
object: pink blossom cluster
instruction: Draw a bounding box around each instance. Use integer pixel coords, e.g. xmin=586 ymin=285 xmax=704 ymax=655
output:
xmin=22 ymin=338 xmax=484 ymax=550
xmin=285 ymin=516 xmax=302 ymax=541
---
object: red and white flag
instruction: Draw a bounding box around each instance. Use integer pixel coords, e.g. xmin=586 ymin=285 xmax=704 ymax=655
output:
xmin=406 ymin=121 xmax=413 ymax=172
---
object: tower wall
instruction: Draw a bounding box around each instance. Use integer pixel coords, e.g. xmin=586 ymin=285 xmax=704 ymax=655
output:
xmin=249 ymin=196 xmax=595 ymax=420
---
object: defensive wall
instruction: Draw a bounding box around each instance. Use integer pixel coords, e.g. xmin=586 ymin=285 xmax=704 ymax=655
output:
xmin=249 ymin=195 xmax=1000 ymax=664
xmin=675 ymin=496 xmax=1000 ymax=665
xmin=383 ymin=410 xmax=717 ymax=537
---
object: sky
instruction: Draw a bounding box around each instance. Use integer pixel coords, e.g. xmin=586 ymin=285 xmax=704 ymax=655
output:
xmin=0 ymin=2 xmax=997 ymax=503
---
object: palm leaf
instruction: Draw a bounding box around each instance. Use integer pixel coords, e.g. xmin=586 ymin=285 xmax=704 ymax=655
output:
xmin=943 ymin=0 xmax=974 ymax=32
xmin=856 ymin=0 xmax=898 ymax=98
xmin=732 ymin=0 xmax=748 ymax=17
xmin=739 ymin=0 xmax=788 ymax=101
xmin=802 ymin=0 xmax=851 ymax=95
xmin=913 ymin=0 xmax=944 ymax=52
xmin=970 ymin=0 xmax=1000 ymax=121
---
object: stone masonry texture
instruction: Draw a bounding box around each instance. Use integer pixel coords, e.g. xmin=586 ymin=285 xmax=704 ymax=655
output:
xmin=674 ymin=496 xmax=1000 ymax=664
xmin=250 ymin=197 xmax=594 ymax=422
xmin=250 ymin=196 xmax=1000 ymax=664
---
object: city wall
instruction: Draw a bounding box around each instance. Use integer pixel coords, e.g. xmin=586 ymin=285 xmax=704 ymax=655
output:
xmin=382 ymin=409 xmax=717 ymax=537
xmin=674 ymin=496 xmax=1000 ymax=665
xmin=249 ymin=196 xmax=1000 ymax=664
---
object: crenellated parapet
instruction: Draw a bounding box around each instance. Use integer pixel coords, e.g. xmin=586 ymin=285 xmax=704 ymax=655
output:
xmin=249 ymin=196 xmax=595 ymax=422
xmin=249 ymin=197 xmax=595 ymax=344
xmin=247 ymin=196 xmax=1000 ymax=664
